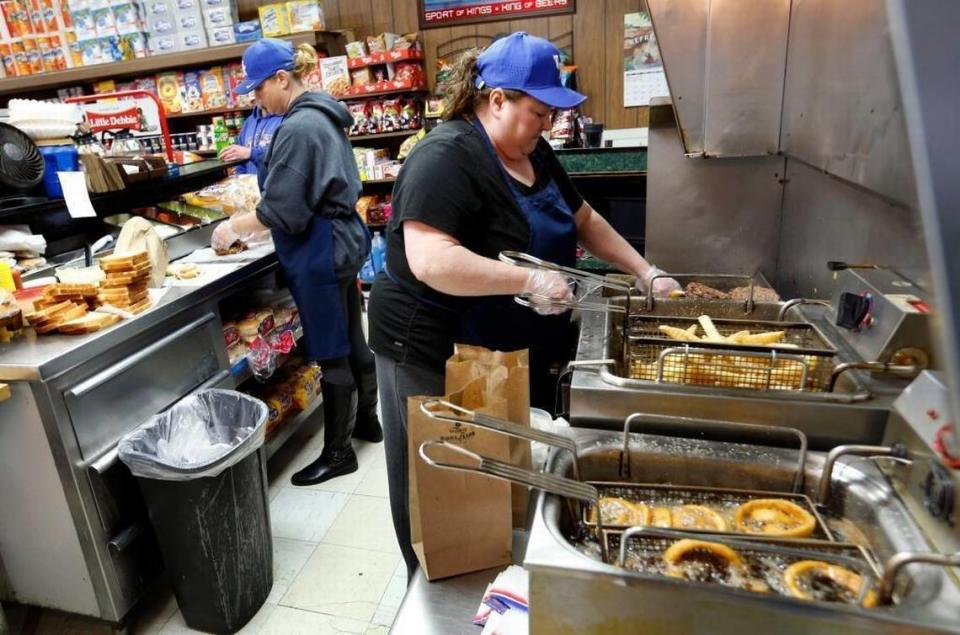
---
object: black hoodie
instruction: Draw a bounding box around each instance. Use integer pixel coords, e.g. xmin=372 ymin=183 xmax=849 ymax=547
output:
xmin=255 ymin=91 xmax=370 ymax=278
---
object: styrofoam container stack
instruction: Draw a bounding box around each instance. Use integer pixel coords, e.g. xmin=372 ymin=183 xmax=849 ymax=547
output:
xmin=8 ymin=98 xmax=83 ymax=140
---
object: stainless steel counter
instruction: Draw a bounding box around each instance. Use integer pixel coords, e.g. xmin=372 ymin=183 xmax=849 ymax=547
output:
xmin=0 ymin=248 xmax=283 ymax=624
xmin=0 ymin=254 xmax=279 ymax=381
xmin=391 ymin=532 xmax=528 ymax=635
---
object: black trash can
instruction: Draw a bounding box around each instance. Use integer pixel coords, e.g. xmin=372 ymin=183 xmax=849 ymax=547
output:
xmin=119 ymin=389 xmax=272 ymax=634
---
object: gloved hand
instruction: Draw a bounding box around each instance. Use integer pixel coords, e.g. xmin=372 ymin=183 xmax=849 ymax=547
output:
xmin=211 ymin=219 xmax=242 ymax=253
xmin=522 ymin=269 xmax=576 ymax=316
xmin=639 ymin=266 xmax=682 ymax=297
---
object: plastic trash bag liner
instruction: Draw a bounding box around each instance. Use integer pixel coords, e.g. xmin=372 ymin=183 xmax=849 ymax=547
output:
xmin=119 ymin=389 xmax=268 ymax=481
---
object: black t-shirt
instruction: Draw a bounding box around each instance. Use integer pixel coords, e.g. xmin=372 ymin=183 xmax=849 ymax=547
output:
xmin=367 ymin=118 xmax=583 ymax=371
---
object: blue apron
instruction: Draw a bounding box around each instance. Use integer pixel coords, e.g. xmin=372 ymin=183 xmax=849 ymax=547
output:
xmin=259 ymin=148 xmax=350 ymax=362
xmin=458 ymin=117 xmax=579 ymax=355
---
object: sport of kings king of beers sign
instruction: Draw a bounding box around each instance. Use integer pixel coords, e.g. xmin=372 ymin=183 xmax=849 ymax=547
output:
xmin=418 ymin=0 xmax=574 ymax=29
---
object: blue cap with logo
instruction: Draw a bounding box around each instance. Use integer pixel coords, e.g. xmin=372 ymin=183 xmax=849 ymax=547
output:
xmin=475 ymin=32 xmax=586 ymax=109
xmin=234 ymin=38 xmax=296 ymax=95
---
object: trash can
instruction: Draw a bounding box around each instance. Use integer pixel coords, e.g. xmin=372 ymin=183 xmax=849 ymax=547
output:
xmin=119 ymin=389 xmax=272 ymax=634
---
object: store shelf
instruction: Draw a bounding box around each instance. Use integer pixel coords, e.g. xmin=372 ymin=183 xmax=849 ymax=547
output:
xmin=167 ymin=105 xmax=253 ymax=120
xmin=348 ymin=129 xmax=419 ymax=142
xmin=230 ymin=326 xmax=304 ymax=386
xmin=338 ymin=80 xmax=428 ymax=99
xmin=0 ymin=32 xmax=319 ymax=98
xmin=0 ymin=158 xmax=238 ymax=222
xmin=195 ymin=149 xmax=218 ymax=157
xmin=361 ymin=178 xmax=396 ymax=185
xmin=265 ymin=393 xmax=323 ymax=459
xmin=347 ymin=49 xmax=424 ymax=69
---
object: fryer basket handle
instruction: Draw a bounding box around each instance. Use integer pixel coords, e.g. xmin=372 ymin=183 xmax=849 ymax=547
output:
xmin=619 ymin=412 xmax=808 ymax=493
xmin=877 ymin=551 xmax=960 ymax=606
xmin=419 ymin=399 xmax=582 ymax=481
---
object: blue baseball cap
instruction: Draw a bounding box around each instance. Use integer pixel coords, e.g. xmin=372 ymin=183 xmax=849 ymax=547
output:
xmin=475 ymin=32 xmax=585 ymax=109
xmin=234 ymin=38 xmax=295 ymax=95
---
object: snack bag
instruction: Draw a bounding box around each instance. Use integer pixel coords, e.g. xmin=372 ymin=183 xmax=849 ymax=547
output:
xmin=381 ymin=98 xmax=401 ymax=132
xmin=344 ymin=39 xmax=365 ymax=59
xmin=393 ymin=61 xmax=422 ymax=85
xmin=400 ymin=97 xmax=421 ymax=130
xmin=349 ymin=66 xmax=371 ymax=87
xmin=369 ymin=100 xmax=385 ymax=134
xmin=348 ymin=100 xmax=370 ymax=136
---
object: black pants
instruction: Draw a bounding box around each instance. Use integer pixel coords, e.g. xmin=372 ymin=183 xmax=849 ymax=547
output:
xmin=318 ymin=278 xmax=376 ymax=451
xmin=375 ymin=353 xmax=445 ymax=579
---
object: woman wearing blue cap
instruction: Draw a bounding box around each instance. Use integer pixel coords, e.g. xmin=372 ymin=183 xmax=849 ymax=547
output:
xmin=212 ymin=38 xmax=382 ymax=486
xmin=367 ymin=32 xmax=681 ymax=576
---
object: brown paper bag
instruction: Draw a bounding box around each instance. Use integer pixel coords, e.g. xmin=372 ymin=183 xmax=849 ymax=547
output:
xmin=445 ymin=344 xmax=531 ymax=528
xmin=408 ymin=375 xmax=514 ymax=580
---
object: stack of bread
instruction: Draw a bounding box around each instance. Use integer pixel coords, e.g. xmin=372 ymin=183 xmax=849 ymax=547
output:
xmin=23 ymin=282 xmax=126 ymax=335
xmin=24 ymin=298 xmax=89 ymax=334
xmin=97 ymin=251 xmax=153 ymax=315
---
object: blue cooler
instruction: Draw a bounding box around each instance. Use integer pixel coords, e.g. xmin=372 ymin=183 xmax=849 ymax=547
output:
xmin=37 ymin=140 xmax=79 ymax=198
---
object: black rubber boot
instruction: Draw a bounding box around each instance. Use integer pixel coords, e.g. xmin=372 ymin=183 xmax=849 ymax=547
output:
xmin=291 ymin=383 xmax=359 ymax=486
xmin=352 ymin=369 xmax=383 ymax=443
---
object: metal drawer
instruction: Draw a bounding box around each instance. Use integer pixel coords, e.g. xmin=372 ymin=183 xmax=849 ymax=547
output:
xmin=65 ymin=312 xmax=224 ymax=462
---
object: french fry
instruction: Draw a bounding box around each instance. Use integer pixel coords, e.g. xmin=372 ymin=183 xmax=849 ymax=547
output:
xmin=669 ymin=289 xmax=686 ymax=298
xmin=741 ymin=330 xmax=786 ymax=345
xmin=698 ymin=315 xmax=725 ymax=343
xmin=686 ymin=324 xmax=698 ymax=336
xmin=727 ymin=330 xmax=750 ymax=344
xmin=658 ymin=325 xmax=700 ymax=342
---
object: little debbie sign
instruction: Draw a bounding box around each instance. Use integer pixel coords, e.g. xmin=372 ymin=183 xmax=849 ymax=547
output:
xmin=420 ymin=0 xmax=574 ymax=28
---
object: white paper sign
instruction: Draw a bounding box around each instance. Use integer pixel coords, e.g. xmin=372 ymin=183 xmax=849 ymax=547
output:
xmin=58 ymin=172 xmax=97 ymax=219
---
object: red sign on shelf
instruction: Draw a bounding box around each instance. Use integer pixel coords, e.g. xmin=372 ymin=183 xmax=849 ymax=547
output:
xmin=347 ymin=49 xmax=425 ymax=69
xmin=419 ymin=0 xmax=574 ymax=28
xmin=83 ymin=105 xmax=145 ymax=133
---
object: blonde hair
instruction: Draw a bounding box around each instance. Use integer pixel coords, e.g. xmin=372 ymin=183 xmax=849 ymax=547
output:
xmin=291 ymin=43 xmax=318 ymax=79
xmin=442 ymin=47 xmax=523 ymax=121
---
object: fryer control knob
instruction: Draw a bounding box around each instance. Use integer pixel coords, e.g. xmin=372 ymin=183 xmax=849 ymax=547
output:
xmin=923 ymin=462 xmax=955 ymax=525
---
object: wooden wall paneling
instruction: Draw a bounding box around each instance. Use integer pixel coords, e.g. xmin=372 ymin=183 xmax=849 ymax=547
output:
xmin=390 ymin=0 xmax=418 ymax=34
xmin=547 ymin=14 xmax=574 ymax=57
xmin=517 ymin=17 xmax=550 ymax=39
xmin=320 ymin=0 xmax=341 ymax=29
xmin=572 ymin=0 xmax=605 ymax=121
xmin=423 ymin=27 xmax=449 ymax=89
xmin=603 ymin=0 xmax=639 ymax=128
xmin=369 ymin=0 xmax=394 ymax=35
xmin=338 ymin=0 xmax=375 ymax=38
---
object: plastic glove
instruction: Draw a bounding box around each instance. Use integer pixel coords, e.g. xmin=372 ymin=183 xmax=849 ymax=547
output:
xmin=211 ymin=220 xmax=241 ymax=253
xmin=521 ymin=269 xmax=575 ymax=316
xmin=639 ymin=266 xmax=682 ymax=297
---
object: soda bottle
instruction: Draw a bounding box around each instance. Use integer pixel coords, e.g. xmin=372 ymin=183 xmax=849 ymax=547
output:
xmin=213 ymin=116 xmax=229 ymax=153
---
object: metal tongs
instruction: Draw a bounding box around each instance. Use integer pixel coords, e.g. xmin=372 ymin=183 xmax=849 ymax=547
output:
xmin=418 ymin=399 xmax=608 ymax=562
xmin=498 ymin=251 xmax=633 ymax=314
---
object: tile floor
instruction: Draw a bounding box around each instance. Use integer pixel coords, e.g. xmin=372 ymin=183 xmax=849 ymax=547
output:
xmin=3 ymin=416 xmax=406 ymax=635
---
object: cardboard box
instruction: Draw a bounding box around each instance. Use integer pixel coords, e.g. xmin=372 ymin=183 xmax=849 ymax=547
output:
xmin=156 ymin=70 xmax=182 ymax=112
xmin=205 ymin=23 xmax=232 ymax=45
xmin=232 ymin=18 xmax=257 ymax=41
xmin=198 ymin=65 xmax=226 ymax=109
xmin=256 ymin=2 xmax=286 ymax=37
xmin=201 ymin=4 xmax=231 ymax=27
xmin=111 ymin=2 xmax=139 ymax=34
xmin=173 ymin=0 xmax=200 ymax=11
xmin=180 ymin=69 xmax=203 ymax=111
xmin=318 ymin=54 xmax=348 ymax=96
xmin=145 ymin=13 xmax=175 ymax=34
xmin=176 ymin=26 xmax=204 ymax=49
xmin=147 ymin=32 xmax=176 ymax=54
xmin=174 ymin=10 xmax=200 ymax=30
xmin=142 ymin=0 xmax=171 ymax=16
xmin=285 ymin=0 xmax=320 ymax=32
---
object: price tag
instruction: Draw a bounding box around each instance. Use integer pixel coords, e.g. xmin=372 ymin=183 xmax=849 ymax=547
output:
xmin=58 ymin=172 xmax=97 ymax=219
